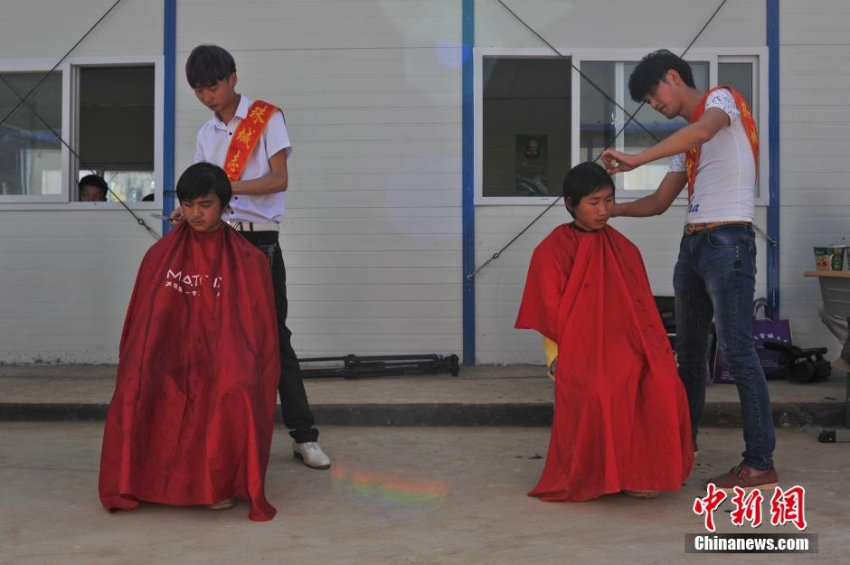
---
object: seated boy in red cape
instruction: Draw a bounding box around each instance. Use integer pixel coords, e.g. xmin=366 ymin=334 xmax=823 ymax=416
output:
xmin=516 ymin=162 xmax=693 ymax=501
xmin=99 ymin=162 xmax=280 ymax=521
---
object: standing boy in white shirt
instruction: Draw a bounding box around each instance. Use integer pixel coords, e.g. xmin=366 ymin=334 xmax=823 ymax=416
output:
xmin=184 ymin=44 xmax=330 ymax=470
xmin=601 ymin=49 xmax=776 ymax=492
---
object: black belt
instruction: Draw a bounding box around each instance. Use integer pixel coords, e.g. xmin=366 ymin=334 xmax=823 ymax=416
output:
xmin=227 ymin=220 xmax=279 ymax=232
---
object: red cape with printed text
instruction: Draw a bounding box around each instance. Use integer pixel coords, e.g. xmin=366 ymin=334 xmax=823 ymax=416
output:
xmin=516 ymin=224 xmax=693 ymax=501
xmin=99 ymin=222 xmax=279 ymax=521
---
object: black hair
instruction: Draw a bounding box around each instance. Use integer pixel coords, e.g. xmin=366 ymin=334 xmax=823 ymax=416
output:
xmin=185 ymin=45 xmax=236 ymax=89
xmin=176 ymin=162 xmax=232 ymax=209
xmin=628 ymin=49 xmax=696 ymax=102
xmin=562 ymin=162 xmax=615 ymax=219
xmin=78 ymin=174 xmax=108 ymax=199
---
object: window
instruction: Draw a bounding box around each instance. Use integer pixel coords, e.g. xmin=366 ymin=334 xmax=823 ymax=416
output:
xmin=475 ymin=49 xmax=767 ymax=203
xmin=0 ymin=56 xmax=162 ymax=206
xmin=76 ymin=65 xmax=156 ymax=202
xmin=0 ymin=71 xmax=63 ymax=198
xmin=479 ymin=55 xmax=569 ymax=201
xmin=581 ymin=60 xmax=711 ymax=192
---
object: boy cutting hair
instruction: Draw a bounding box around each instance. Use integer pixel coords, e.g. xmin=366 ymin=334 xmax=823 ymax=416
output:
xmin=185 ymin=45 xmax=330 ymax=470
xmin=601 ymin=49 xmax=776 ymax=492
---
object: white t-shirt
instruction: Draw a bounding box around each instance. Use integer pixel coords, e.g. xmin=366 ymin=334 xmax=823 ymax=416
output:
xmin=668 ymin=88 xmax=757 ymax=223
xmin=195 ymin=95 xmax=292 ymax=224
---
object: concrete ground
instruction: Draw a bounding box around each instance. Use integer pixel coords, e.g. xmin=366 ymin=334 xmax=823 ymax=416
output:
xmin=2 ymin=364 xmax=848 ymax=563
xmin=1 ymin=424 xmax=848 ymax=565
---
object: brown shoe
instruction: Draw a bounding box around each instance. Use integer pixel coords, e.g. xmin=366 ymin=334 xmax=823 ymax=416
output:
xmin=707 ymin=462 xmax=778 ymax=493
xmin=622 ymin=490 xmax=661 ymax=499
xmin=206 ymin=498 xmax=235 ymax=510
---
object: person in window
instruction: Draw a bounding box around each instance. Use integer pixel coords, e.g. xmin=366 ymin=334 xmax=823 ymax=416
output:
xmin=99 ymin=162 xmax=279 ymax=521
xmin=79 ymin=174 xmax=108 ymax=202
xmin=516 ymin=161 xmax=693 ymax=501
xmin=515 ymin=137 xmax=549 ymax=196
xmin=600 ymin=49 xmax=777 ymax=492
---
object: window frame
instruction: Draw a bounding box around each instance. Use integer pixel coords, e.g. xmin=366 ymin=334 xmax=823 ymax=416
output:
xmin=474 ymin=47 xmax=769 ymax=206
xmin=0 ymin=54 xmax=163 ymax=210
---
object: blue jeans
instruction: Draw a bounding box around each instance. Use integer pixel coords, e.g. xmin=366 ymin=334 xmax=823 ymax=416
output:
xmin=673 ymin=225 xmax=775 ymax=470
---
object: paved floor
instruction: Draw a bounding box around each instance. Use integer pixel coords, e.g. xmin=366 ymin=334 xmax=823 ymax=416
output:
xmin=1 ymin=424 xmax=847 ymax=565
xmin=2 ymin=364 xmax=847 ymax=563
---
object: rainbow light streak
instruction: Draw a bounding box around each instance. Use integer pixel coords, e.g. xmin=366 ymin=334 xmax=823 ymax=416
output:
xmin=332 ymin=466 xmax=448 ymax=503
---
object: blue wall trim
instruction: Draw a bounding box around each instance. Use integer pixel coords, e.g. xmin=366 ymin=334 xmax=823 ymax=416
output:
xmin=462 ymin=0 xmax=475 ymax=364
xmin=162 ymin=0 xmax=177 ymax=233
xmin=767 ymin=0 xmax=780 ymax=315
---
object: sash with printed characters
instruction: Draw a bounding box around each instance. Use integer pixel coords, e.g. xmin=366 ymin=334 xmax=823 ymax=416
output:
xmin=223 ymin=100 xmax=281 ymax=182
xmin=685 ymin=85 xmax=759 ymax=203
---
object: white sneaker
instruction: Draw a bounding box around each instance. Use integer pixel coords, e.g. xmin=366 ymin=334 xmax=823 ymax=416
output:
xmin=293 ymin=441 xmax=331 ymax=469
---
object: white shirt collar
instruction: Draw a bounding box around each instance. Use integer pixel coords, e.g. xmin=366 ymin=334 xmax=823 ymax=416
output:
xmin=213 ymin=94 xmax=253 ymax=128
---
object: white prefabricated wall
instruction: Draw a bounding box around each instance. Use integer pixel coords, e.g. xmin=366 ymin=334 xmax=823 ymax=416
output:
xmin=0 ymin=0 xmax=163 ymax=363
xmin=0 ymin=0 xmax=846 ymax=365
xmin=0 ymin=0 xmax=467 ymax=363
xmin=175 ymin=1 xmax=465 ymax=359
xmin=777 ymin=0 xmax=850 ymax=358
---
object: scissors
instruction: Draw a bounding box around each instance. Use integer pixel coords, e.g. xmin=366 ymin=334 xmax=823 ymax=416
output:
xmin=150 ymin=213 xmax=182 ymax=224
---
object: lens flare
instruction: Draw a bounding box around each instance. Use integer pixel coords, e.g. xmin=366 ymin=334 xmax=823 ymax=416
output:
xmin=332 ymin=465 xmax=448 ymax=503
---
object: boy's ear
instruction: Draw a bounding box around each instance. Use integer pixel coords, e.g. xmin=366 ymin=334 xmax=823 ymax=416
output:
xmin=228 ymin=72 xmax=238 ymax=88
xmin=667 ymin=69 xmax=682 ymax=86
xmin=565 ymin=197 xmax=574 ymax=211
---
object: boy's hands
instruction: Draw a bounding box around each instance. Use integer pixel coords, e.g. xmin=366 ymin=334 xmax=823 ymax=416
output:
xmin=600 ymin=149 xmax=639 ymax=175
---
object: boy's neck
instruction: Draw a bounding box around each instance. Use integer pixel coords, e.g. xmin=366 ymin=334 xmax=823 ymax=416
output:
xmin=679 ymin=87 xmax=705 ymax=121
xmin=216 ymin=93 xmax=241 ymax=124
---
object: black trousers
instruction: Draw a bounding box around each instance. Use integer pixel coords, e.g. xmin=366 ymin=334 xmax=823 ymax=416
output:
xmin=238 ymin=230 xmax=318 ymax=443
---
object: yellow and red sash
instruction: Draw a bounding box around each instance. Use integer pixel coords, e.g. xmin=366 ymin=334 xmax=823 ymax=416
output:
xmin=223 ymin=100 xmax=281 ymax=182
xmin=684 ymin=85 xmax=759 ymax=202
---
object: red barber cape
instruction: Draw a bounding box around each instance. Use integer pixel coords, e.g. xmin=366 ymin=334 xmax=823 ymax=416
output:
xmin=516 ymin=225 xmax=693 ymax=501
xmin=99 ymin=222 xmax=279 ymax=521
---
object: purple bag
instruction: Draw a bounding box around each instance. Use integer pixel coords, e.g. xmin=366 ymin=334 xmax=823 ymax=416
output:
xmin=712 ymin=299 xmax=793 ymax=383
